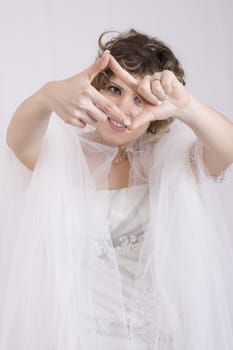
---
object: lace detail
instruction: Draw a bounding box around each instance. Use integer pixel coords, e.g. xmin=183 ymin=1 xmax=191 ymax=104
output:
xmin=94 ymin=310 xmax=125 ymax=337
xmin=188 ymin=140 xmax=231 ymax=184
xmin=91 ymin=238 xmax=112 ymax=258
xmin=87 ymin=186 xmax=170 ymax=347
xmin=114 ymin=232 xmax=144 ymax=257
xmin=93 ymin=284 xmax=174 ymax=349
xmin=128 ymin=286 xmax=161 ymax=344
xmin=90 ymin=230 xmax=144 ymax=259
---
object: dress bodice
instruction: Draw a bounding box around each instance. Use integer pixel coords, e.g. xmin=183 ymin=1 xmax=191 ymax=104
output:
xmin=107 ymin=184 xmax=149 ymax=297
xmin=84 ymin=184 xmax=153 ymax=348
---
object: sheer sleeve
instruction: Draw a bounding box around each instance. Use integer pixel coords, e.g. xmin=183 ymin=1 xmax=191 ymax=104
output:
xmin=188 ymin=139 xmax=232 ymax=184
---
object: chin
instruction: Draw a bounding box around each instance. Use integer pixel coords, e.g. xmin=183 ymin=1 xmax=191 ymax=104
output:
xmin=101 ymin=133 xmax=127 ymax=147
xmin=95 ymin=121 xmax=128 ymax=146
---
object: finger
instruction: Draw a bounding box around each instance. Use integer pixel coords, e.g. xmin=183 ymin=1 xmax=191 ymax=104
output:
xmin=66 ymin=117 xmax=87 ymax=128
xmin=127 ymin=101 xmax=172 ymax=130
xmin=160 ymin=70 xmax=175 ymax=95
xmin=83 ymin=50 xmax=111 ymax=82
xmin=55 ymin=106 xmax=87 ymax=128
xmin=151 ymin=79 xmax=168 ymax=101
xmin=108 ymin=55 xmax=138 ymax=91
xmin=151 ymin=72 xmax=161 ymax=81
xmin=151 ymin=72 xmax=168 ymax=101
xmin=74 ymin=103 xmax=107 ymax=122
xmin=72 ymin=111 xmax=97 ymax=126
xmin=137 ymin=75 xmax=161 ymax=105
xmin=88 ymin=86 xmax=131 ymax=125
xmin=127 ymin=109 xmax=156 ymax=130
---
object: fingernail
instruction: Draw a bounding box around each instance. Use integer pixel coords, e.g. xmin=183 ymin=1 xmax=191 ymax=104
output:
xmin=156 ymin=100 xmax=162 ymax=105
xmin=123 ymin=118 xmax=131 ymax=127
xmin=103 ymin=50 xmax=110 ymax=55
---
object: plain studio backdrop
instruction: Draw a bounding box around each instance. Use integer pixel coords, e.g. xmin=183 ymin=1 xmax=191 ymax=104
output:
xmin=0 ymin=0 xmax=232 ymax=232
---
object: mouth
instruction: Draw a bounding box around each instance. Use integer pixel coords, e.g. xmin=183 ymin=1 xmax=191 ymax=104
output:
xmin=108 ymin=118 xmax=127 ymax=132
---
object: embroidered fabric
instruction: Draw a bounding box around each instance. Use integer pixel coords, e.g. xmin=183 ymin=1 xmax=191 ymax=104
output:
xmin=89 ymin=185 xmax=157 ymax=345
xmin=188 ymin=139 xmax=231 ymax=184
xmin=93 ymin=285 xmax=173 ymax=350
xmin=88 ymin=184 xmax=175 ymax=348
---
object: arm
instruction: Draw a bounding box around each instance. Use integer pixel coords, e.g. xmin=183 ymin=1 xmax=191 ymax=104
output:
xmin=108 ymin=56 xmax=233 ymax=176
xmin=175 ymin=96 xmax=233 ymax=176
xmin=6 ymin=88 xmax=52 ymax=170
xmin=6 ymin=52 xmax=128 ymax=171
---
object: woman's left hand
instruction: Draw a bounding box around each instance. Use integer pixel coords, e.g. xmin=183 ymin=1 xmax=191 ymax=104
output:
xmin=108 ymin=55 xmax=191 ymax=130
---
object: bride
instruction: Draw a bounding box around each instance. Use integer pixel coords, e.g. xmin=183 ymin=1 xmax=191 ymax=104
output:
xmin=0 ymin=29 xmax=233 ymax=350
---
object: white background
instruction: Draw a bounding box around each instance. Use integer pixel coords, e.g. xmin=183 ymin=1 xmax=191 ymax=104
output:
xmin=0 ymin=0 xmax=232 ymax=230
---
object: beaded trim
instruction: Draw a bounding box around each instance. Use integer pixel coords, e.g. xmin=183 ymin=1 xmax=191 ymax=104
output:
xmin=188 ymin=140 xmax=230 ymax=184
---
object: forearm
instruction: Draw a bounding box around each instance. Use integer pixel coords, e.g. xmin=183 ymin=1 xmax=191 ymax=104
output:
xmin=6 ymin=85 xmax=52 ymax=156
xmin=176 ymin=96 xmax=233 ymax=164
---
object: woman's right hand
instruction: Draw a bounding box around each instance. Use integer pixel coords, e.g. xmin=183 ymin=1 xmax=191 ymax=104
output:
xmin=38 ymin=51 xmax=129 ymax=128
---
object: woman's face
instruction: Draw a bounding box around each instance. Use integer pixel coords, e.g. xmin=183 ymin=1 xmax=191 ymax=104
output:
xmin=95 ymin=75 xmax=150 ymax=147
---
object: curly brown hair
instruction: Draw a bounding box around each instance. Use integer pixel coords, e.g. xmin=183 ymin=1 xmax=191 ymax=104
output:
xmin=92 ymin=29 xmax=186 ymax=134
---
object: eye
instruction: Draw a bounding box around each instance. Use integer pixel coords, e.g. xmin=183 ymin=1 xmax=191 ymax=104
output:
xmin=134 ymin=95 xmax=143 ymax=107
xmin=106 ymin=85 xmax=121 ymax=96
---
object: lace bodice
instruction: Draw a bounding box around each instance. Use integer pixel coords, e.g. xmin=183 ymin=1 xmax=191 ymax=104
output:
xmin=81 ymin=185 xmax=157 ymax=347
xmin=107 ymin=184 xmax=149 ymax=255
xmin=107 ymin=184 xmax=150 ymax=331
xmin=88 ymin=185 xmax=173 ymax=349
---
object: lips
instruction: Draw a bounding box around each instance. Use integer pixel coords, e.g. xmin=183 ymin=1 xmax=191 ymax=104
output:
xmin=108 ymin=118 xmax=126 ymax=132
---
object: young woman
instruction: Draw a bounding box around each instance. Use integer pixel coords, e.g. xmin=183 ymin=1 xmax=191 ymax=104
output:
xmin=0 ymin=29 xmax=233 ymax=350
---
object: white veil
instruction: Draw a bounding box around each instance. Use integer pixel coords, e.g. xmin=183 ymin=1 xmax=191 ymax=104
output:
xmin=0 ymin=115 xmax=233 ymax=350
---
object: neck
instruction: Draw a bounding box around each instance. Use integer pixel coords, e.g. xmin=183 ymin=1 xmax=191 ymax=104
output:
xmin=112 ymin=145 xmax=128 ymax=165
xmin=90 ymin=131 xmax=130 ymax=164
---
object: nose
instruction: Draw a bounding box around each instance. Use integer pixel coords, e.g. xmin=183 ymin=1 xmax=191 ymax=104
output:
xmin=115 ymin=95 xmax=134 ymax=117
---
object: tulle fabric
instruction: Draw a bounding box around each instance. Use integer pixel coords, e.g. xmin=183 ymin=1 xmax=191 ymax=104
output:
xmin=0 ymin=115 xmax=233 ymax=349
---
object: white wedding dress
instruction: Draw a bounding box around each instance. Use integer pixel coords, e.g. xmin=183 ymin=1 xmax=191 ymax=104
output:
xmin=0 ymin=116 xmax=233 ymax=350
xmin=81 ymin=184 xmax=151 ymax=349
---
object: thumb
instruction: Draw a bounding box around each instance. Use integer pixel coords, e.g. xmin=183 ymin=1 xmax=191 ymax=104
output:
xmin=83 ymin=50 xmax=110 ymax=82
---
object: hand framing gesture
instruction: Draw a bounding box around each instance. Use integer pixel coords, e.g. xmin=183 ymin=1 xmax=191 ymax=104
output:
xmin=108 ymin=55 xmax=191 ymax=130
xmin=41 ymin=51 xmax=131 ymax=128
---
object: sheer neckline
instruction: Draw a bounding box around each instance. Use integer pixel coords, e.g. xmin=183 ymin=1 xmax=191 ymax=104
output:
xmin=98 ymin=183 xmax=148 ymax=192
